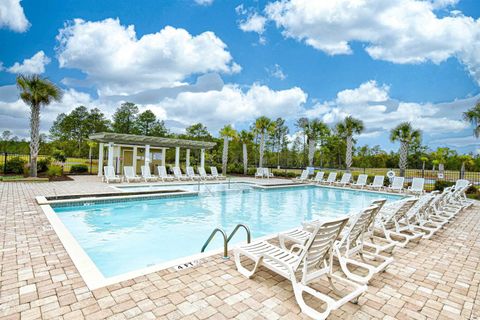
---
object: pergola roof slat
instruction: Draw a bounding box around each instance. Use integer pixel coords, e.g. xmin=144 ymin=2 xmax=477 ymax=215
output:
xmin=89 ymin=132 xmax=216 ymax=150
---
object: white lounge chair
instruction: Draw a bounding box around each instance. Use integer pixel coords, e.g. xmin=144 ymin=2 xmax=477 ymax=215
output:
xmin=321 ymin=172 xmax=337 ymax=185
xmin=367 ymin=176 xmax=384 ymax=190
xmin=350 ymin=174 xmax=367 ymax=189
xmin=123 ymin=166 xmax=142 ymax=183
xmin=141 ymin=165 xmax=158 ymax=182
xmin=311 ymin=171 xmax=325 ymax=183
xmin=103 ymin=165 xmax=121 ymax=183
xmin=157 ymin=166 xmax=174 ymax=182
xmin=186 ymin=167 xmax=201 ymax=180
xmin=198 ymin=167 xmax=214 ymax=180
xmin=293 ymin=170 xmax=309 ymax=183
xmin=279 ymin=205 xmax=393 ymax=285
xmin=371 ymin=198 xmax=422 ymax=248
xmin=334 ymin=173 xmax=351 ymax=187
xmin=263 ymin=168 xmax=274 ymax=178
xmin=407 ymin=178 xmax=424 ymax=195
xmin=255 ymin=167 xmax=264 ymax=179
xmin=235 ymin=216 xmax=366 ymax=319
xmin=400 ymin=193 xmax=445 ymax=239
xmin=172 ymin=167 xmax=189 ymax=181
xmin=210 ymin=166 xmax=226 ymax=180
xmin=386 ymin=177 xmax=404 ymax=193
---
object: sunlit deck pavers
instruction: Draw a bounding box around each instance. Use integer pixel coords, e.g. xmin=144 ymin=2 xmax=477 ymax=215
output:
xmin=0 ymin=176 xmax=479 ymax=319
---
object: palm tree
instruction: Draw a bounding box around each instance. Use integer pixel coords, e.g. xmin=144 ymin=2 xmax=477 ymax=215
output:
xmin=305 ymin=119 xmax=329 ymax=167
xmin=238 ymin=130 xmax=253 ymax=175
xmin=336 ymin=116 xmax=364 ymax=171
xmin=390 ymin=122 xmax=421 ymax=177
xmin=463 ymin=102 xmax=480 ymax=138
xmin=17 ymin=75 xmax=62 ymax=177
xmin=255 ymin=116 xmax=274 ymax=168
xmin=295 ymin=117 xmax=309 ymax=166
xmin=219 ymin=124 xmax=237 ymax=174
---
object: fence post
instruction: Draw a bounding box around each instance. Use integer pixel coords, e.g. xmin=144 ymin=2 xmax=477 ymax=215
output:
xmin=3 ymin=152 xmax=7 ymax=173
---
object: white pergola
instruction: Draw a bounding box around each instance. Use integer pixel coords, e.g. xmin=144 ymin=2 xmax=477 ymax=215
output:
xmin=89 ymin=133 xmax=216 ymax=176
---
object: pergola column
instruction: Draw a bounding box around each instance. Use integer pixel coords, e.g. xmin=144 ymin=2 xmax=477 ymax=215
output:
xmin=161 ymin=148 xmax=166 ymax=166
xmin=200 ymin=148 xmax=205 ymax=168
xmin=145 ymin=145 xmax=150 ymax=168
xmin=132 ymin=146 xmax=138 ymax=173
xmin=186 ymin=149 xmax=190 ymax=168
xmin=107 ymin=142 xmax=114 ymax=170
xmin=98 ymin=143 xmax=104 ymax=176
xmin=175 ymin=147 xmax=180 ymax=168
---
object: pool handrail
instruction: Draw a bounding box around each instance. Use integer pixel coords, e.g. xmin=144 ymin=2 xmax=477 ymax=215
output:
xmin=201 ymin=224 xmax=252 ymax=259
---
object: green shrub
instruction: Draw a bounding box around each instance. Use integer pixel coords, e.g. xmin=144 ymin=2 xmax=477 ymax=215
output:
xmin=47 ymin=165 xmax=63 ymax=178
xmin=37 ymin=158 xmax=51 ymax=173
xmin=434 ymin=180 xmax=455 ymax=191
xmin=52 ymin=150 xmax=67 ymax=163
xmin=70 ymin=164 xmax=88 ymax=174
xmin=4 ymin=157 xmax=26 ymax=174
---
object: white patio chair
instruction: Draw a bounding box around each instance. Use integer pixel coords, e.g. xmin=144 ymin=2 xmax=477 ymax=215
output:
xmin=334 ymin=173 xmax=351 ymax=187
xmin=255 ymin=167 xmax=264 ymax=179
xmin=293 ymin=169 xmax=309 ymax=183
xmin=103 ymin=165 xmax=121 ymax=183
xmin=186 ymin=166 xmax=201 ymax=180
xmin=369 ymin=198 xmax=422 ymax=248
xmin=351 ymin=174 xmax=368 ymax=189
xmin=367 ymin=176 xmax=384 ymax=190
xmin=407 ymin=178 xmax=424 ymax=195
xmin=279 ymin=205 xmax=393 ymax=285
xmin=311 ymin=171 xmax=325 ymax=183
xmin=386 ymin=177 xmax=404 ymax=193
xmin=263 ymin=168 xmax=274 ymax=178
xmin=157 ymin=166 xmax=174 ymax=182
xmin=123 ymin=166 xmax=142 ymax=183
xmin=210 ymin=166 xmax=226 ymax=180
xmin=141 ymin=165 xmax=158 ymax=182
xmin=234 ymin=216 xmax=366 ymax=319
xmin=321 ymin=172 xmax=337 ymax=185
xmin=172 ymin=167 xmax=189 ymax=181
xmin=198 ymin=167 xmax=214 ymax=180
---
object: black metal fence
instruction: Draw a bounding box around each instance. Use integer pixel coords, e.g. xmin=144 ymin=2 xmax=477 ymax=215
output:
xmin=266 ymin=166 xmax=480 ymax=185
xmin=1 ymin=151 xmax=479 ymax=184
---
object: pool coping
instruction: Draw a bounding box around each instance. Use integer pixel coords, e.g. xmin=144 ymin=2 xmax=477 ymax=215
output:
xmin=37 ymin=182 xmax=406 ymax=290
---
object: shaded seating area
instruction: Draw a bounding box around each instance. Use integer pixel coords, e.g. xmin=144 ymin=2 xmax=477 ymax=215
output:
xmin=89 ymin=132 xmax=216 ymax=183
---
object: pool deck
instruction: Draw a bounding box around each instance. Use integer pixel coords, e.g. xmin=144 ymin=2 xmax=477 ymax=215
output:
xmin=0 ymin=175 xmax=479 ymax=319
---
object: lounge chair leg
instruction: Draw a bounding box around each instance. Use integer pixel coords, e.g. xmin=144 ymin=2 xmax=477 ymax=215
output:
xmin=234 ymin=252 xmax=262 ymax=279
xmin=291 ymin=278 xmax=333 ymax=320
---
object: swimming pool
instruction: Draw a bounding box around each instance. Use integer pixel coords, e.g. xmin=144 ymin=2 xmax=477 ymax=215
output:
xmin=47 ymin=184 xmax=403 ymax=287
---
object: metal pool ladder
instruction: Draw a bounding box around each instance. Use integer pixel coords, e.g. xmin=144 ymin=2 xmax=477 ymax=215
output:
xmin=201 ymin=224 xmax=251 ymax=259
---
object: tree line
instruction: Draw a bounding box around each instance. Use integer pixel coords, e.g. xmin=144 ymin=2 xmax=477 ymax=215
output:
xmin=6 ymin=74 xmax=480 ymax=177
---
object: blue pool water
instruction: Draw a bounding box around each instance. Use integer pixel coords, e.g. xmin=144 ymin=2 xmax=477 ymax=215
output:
xmin=53 ymin=185 xmax=403 ymax=277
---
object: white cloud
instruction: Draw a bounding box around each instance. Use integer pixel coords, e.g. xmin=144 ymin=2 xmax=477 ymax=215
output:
xmin=267 ymin=64 xmax=286 ymax=80
xmin=0 ymin=77 xmax=306 ymax=137
xmin=56 ymin=18 xmax=240 ymax=96
xmin=7 ymin=51 xmax=51 ymax=74
xmin=0 ymin=0 xmax=29 ymax=32
xmin=152 ymin=83 xmax=307 ymax=132
xmin=265 ymin=0 xmax=480 ymax=85
xmin=430 ymin=0 xmax=459 ymax=9
xmin=306 ymin=80 xmax=469 ymax=135
xmin=239 ymin=13 xmax=267 ymax=34
xmin=236 ymin=5 xmax=267 ymax=44
xmin=194 ymin=0 xmax=213 ymax=6
xmin=0 ymin=86 xmax=94 ymax=135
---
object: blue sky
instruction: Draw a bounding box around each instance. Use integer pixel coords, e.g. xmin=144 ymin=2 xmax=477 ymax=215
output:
xmin=0 ymin=0 xmax=479 ymax=153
